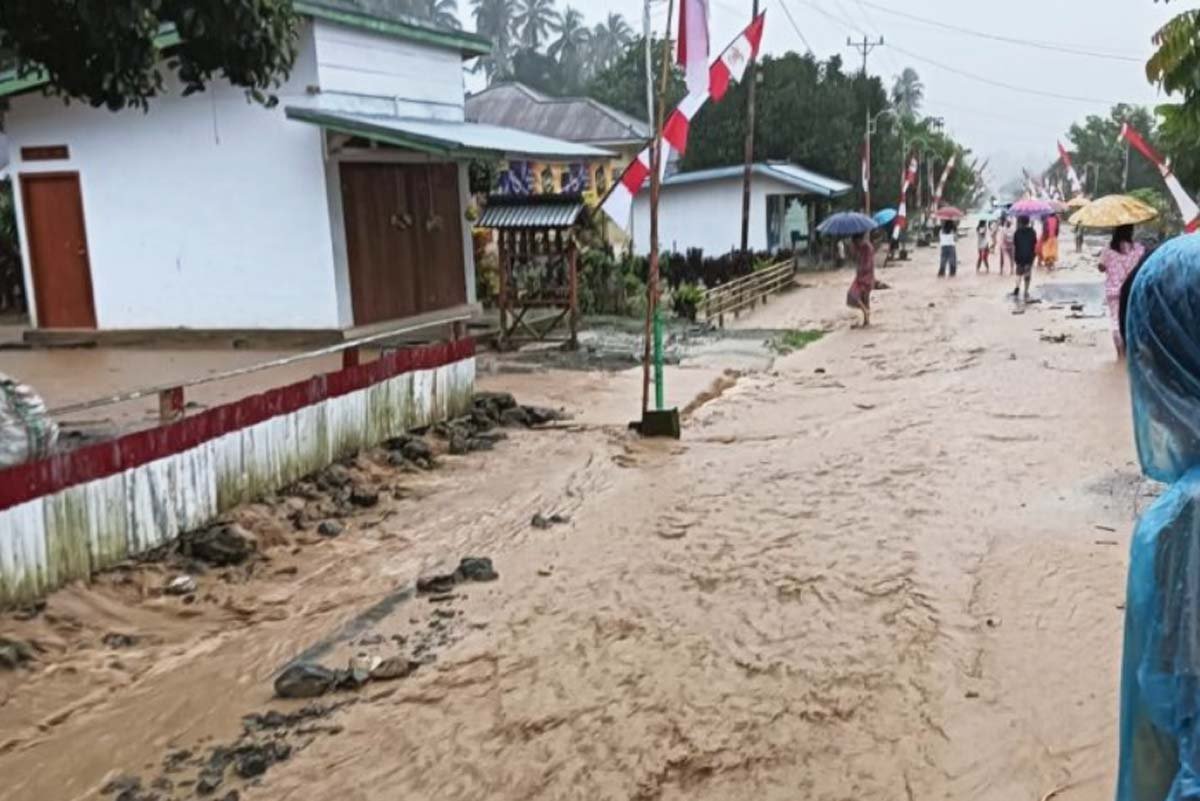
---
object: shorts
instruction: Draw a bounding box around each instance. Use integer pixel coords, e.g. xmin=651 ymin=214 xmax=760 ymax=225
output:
xmin=1016 ymin=261 xmax=1033 ymax=276
xmin=979 ymin=247 xmax=990 ymax=257
xmin=847 ymin=285 xmax=871 ymax=309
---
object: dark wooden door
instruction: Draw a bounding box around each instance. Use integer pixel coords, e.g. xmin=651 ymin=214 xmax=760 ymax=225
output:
xmin=341 ymin=162 xmax=466 ymax=326
xmin=20 ymin=173 xmax=96 ymax=328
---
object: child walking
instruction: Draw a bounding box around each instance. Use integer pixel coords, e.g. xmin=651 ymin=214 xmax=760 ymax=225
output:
xmin=976 ymin=220 xmax=991 ymax=273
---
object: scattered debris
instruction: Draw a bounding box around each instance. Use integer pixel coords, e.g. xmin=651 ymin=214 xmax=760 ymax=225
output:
xmin=165 ymin=575 xmax=198 ymax=596
xmin=12 ymin=599 xmax=46 ymax=621
xmin=1094 ymin=540 xmax=1119 ymax=546
xmin=965 ymin=690 xmax=980 ymax=699
xmin=348 ymin=488 xmax=380 ymax=508
xmin=0 ymin=637 xmax=34 ymax=670
xmin=102 ymin=632 xmax=139 ymax=649
xmin=1040 ymin=333 xmax=1070 ymax=344
xmin=416 ymin=556 xmax=500 ymax=595
xmin=370 ymin=656 xmax=420 ymax=681
xmin=531 ymin=512 xmax=571 ymax=530
xmin=179 ymin=523 xmax=257 ymax=567
xmin=1095 ymin=524 xmax=1117 ymax=533
xmin=274 ymin=663 xmax=339 ymax=699
xmin=317 ymin=521 xmax=344 ymax=538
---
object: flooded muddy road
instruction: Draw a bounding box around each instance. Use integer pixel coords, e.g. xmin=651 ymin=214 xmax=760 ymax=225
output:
xmin=1 ymin=246 xmax=1137 ymax=801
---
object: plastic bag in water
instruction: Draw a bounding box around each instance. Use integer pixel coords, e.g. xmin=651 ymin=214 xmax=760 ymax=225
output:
xmin=0 ymin=372 xmax=57 ymax=468
xmin=1119 ymin=235 xmax=1200 ymax=800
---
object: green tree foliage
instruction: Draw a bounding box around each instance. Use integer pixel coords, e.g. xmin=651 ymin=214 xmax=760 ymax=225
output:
xmin=891 ymin=67 xmax=924 ymax=120
xmin=471 ymin=0 xmax=516 ymax=79
xmin=1146 ymin=4 xmax=1200 ymax=192
xmin=1053 ymin=105 xmax=1162 ymax=197
xmin=513 ymin=0 xmax=560 ymax=50
xmin=0 ymin=0 xmax=298 ymax=111
xmin=400 ymin=0 xmax=462 ymax=30
xmin=584 ymin=37 xmax=684 ymax=123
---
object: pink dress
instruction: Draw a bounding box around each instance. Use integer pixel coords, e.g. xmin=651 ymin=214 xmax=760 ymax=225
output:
xmin=1100 ymin=242 xmax=1145 ymax=352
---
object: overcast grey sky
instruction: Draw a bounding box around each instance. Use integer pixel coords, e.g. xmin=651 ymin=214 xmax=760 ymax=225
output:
xmin=463 ymin=0 xmax=1180 ymax=189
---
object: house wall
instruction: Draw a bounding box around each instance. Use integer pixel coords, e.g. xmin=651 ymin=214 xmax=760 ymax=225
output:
xmin=631 ymin=175 xmax=787 ymax=256
xmin=4 ymin=23 xmax=344 ymax=330
xmin=311 ymin=18 xmax=466 ymax=122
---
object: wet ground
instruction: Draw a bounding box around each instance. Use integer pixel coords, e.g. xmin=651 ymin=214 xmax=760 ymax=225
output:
xmin=0 ymin=238 xmax=1137 ymax=801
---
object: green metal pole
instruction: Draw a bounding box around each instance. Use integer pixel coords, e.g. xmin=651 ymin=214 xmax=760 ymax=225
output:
xmin=653 ymin=303 xmax=665 ymax=410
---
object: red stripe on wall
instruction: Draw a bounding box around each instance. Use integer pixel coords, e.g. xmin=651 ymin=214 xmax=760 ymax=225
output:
xmin=0 ymin=338 xmax=475 ymax=512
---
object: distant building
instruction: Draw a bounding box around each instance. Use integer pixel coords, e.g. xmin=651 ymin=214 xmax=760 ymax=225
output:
xmin=0 ymin=4 xmax=603 ymax=336
xmin=630 ymin=162 xmax=852 ymax=256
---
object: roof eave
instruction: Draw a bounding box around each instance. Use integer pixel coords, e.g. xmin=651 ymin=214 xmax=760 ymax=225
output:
xmin=295 ymin=2 xmax=491 ymax=59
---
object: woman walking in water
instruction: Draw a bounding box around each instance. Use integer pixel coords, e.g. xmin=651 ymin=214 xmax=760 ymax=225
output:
xmin=1099 ymin=224 xmax=1145 ymax=358
xmin=846 ymin=231 xmax=875 ymax=327
xmin=975 ymin=220 xmax=991 ymax=273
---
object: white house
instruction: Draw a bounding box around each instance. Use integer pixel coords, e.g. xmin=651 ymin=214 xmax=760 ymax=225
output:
xmin=631 ymin=161 xmax=851 ymax=256
xmin=0 ymin=2 xmax=605 ymax=337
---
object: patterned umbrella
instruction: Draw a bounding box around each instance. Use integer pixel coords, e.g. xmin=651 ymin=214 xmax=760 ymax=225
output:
xmin=1069 ymin=194 xmax=1159 ymax=228
xmin=934 ymin=206 xmax=965 ymax=221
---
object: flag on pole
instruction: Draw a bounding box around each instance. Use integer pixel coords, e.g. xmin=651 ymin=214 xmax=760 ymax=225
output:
xmin=1057 ymin=141 xmax=1083 ymax=197
xmin=892 ymin=153 xmax=919 ymax=242
xmin=602 ymin=14 xmax=766 ymax=232
xmin=933 ymin=154 xmax=957 ymax=209
xmin=1119 ymin=122 xmax=1200 ymax=233
xmin=678 ymin=0 xmax=712 ymax=97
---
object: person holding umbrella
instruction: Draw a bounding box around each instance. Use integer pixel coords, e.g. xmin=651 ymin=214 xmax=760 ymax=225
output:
xmin=818 ymin=212 xmax=878 ymax=327
xmin=1069 ymin=194 xmax=1159 ymax=357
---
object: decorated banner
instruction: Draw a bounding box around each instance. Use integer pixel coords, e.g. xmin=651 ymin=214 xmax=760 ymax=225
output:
xmin=1057 ymin=141 xmax=1083 ymax=197
xmin=602 ymin=14 xmax=766 ymax=231
xmin=892 ymin=153 xmax=919 ymax=242
xmin=933 ymin=154 xmax=957 ymax=209
xmin=1119 ymin=122 xmax=1200 ymax=233
xmin=497 ymin=161 xmax=534 ymax=196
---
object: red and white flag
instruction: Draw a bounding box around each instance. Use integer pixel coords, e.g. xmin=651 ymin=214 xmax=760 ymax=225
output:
xmin=678 ymin=0 xmax=711 ymax=97
xmin=933 ymin=154 xmax=957 ymax=209
xmin=1057 ymin=141 xmax=1083 ymax=197
xmin=892 ymin=153 xmax=919 ymax=242
xmin=1119 ymin=122 xmax=1200 ymax=233
xmin=602 ymin=14 xmax=766 ymax=231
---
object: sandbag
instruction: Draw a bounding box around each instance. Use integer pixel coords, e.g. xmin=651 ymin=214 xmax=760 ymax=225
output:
xmin=0 ymin=372 xmax=58 ymax=468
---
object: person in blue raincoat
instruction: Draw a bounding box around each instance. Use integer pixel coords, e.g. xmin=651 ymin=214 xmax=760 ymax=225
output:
xmin=1117 ymin=234 xmax=1200 ymax=801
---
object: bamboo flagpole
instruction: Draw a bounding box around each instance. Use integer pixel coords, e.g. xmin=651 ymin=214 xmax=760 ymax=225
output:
xmin=642 ymin=0 xmax=676 ymax=417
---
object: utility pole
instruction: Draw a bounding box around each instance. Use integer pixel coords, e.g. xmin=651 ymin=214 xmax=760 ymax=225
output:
xmin=738 ymin=0 xmax=760 ymax=254
xmin=848 ymin=35 xmax=884 ymax=214
xmin=644 ymin=0 xmax=654 ymax=129
xmin=1123 ymin=139 xmax=1130 ymax=192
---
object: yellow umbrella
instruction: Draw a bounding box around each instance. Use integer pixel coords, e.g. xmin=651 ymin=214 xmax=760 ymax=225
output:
xmin=1069 ymin=194 xmax=1158 ymax=228
xmin=1066 ymin=195 xmax=1090 ymax=210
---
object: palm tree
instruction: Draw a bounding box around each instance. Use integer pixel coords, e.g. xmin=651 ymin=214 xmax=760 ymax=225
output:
xmin=471 ymin=0 xmax=517 ymax=80
xmin=589 ymin=12 xmax=634 ymax=73
xmin=549 ymin=7 xmax=589 ymax=61
xmin=513 ymin=0 xmax=561 ymax=51
xmin=891 ymin=67 xmax=925 ymax=119
xmin=402 ymin=0 xmax=462 ymax=29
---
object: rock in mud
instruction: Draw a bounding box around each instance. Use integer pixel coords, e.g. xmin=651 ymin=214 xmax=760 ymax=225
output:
xmin=317 ymin=521 xmax=344 ymax=538
xmin=457 ymin=556 xmax=499 ymax=583
xmin=274 ymin=663 xmax=338 ymax=699
xmin=181 ymin=523 xmax=256 ymax=567
xmin=102 ymin=632 xmax=139 ymax=649
xmin=101 ymin=775 xmax=141 ymax=796
xmin=467 ymin=437 xmax=496 ymax=452
xmin=474 ymin=391 xmax=518 ymax=415
xmin=0 ymin=637 xmax=34 ymax=670
xmin=164 ymin=575 xmax=198 ymax=596
xmin=523 ymin=406 xmax=564 ymax=426
xmin=500 ymin=407 xmax=531 ymax=427
xmin=349 ymin=488 xmax=380 ymax=508
xmin=448 ymin=429 xmax=470 ymax=455
xmin=196 ymin=769 xmax=224 ymax=795
xmin=370 ymin=656 xmax=420 ymax=681
xmin=316 ymin=464 xmax=353 ymax=491
xmin=531 ymin=513 xmax=551 ymax=530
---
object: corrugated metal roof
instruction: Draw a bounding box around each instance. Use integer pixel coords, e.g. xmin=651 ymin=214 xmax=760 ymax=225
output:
xmin=478 ymin=197 xmax=585 ymax=229
xmin=287 ymin=106 xmax=611 ymax=160
xmin=466 ymin=83 xmax=650 ymax=147
xmin=663 ymin=162 xmax=852 ymax=198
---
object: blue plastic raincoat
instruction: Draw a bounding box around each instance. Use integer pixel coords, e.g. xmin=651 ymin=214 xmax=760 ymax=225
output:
xmin=1118 ymin=235 xmax=1200 ymax=801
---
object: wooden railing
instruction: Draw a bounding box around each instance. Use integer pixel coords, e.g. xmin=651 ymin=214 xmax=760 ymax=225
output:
xmin=698 ymin=260 xmax=796 ymax=327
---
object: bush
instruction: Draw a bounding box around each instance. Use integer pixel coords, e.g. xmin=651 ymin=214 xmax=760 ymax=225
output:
xmin=671 ymin=283 xmax=704 ymax=321
xmin=0 ymin=180 xmax=24 ymax=315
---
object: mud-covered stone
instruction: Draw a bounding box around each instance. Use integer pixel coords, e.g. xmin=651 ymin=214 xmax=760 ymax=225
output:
xmin=180 ymin=523 xmax=256 ymax=567
xmin=274 ymin=663 xmax=337 ymax=699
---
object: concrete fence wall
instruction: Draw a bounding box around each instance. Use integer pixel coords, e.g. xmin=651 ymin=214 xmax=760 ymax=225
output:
xmin=0 ymin=340 xmax=476 ymax=607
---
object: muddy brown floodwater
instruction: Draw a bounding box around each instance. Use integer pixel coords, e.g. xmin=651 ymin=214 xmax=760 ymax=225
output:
xmin=1 ymin=242 xmax=1142 ymax=801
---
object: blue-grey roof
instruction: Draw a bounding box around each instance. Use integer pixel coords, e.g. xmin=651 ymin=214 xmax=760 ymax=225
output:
xmin=466 ymin=83 xmax=650 ymax=147
xmin=286 ymin=107 xmax=611 ymax=160
xmin=665 ymin=162 xmax=852 ymax=198
xmin=478 ymin=196 xmax=586 ymax=229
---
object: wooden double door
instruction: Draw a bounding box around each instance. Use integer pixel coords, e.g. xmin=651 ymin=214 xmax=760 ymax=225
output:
xmin=339 ymin=162 xmax=467 ymax=326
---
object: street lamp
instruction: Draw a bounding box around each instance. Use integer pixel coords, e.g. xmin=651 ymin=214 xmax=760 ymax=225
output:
xmin=1082 ymin=162 xmax=1100 ymax=197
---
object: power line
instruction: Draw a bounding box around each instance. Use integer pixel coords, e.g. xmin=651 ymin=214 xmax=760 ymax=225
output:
xmin=855 ymin=0 xmax=1143 ymax=63
xmin=774 ymin=0 xmax=814 ymax=55
xmin=887 ymin=41 xmax=1128 ymax=106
